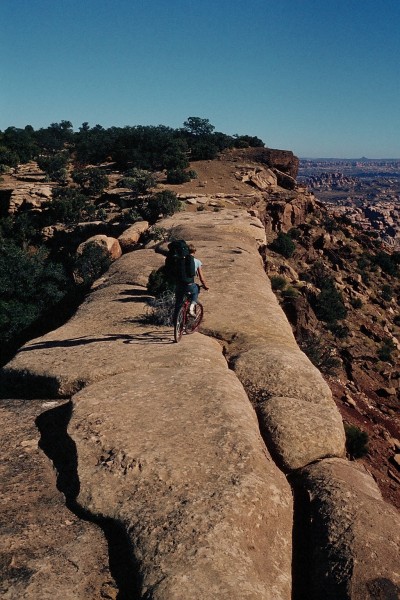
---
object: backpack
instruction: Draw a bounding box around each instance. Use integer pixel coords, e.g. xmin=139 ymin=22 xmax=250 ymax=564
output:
xmin=164 ymin=239 xmax=196 ymax=285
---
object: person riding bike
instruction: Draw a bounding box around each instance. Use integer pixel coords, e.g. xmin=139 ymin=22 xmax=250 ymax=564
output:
xmin=165 ymin=240 xmax=209 ymax=322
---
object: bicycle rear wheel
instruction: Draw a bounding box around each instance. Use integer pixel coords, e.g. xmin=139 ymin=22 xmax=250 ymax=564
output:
xmin=174 ymin=304 xmax=185 ymax=343
xmin=185 ymin=302 xmax=203 ymax=334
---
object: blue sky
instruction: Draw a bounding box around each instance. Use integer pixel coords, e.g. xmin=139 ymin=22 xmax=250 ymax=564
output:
xmin=1 ymin=0 xmax=399 ymax=158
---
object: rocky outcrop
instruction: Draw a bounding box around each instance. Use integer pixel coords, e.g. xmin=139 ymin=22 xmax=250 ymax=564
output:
xmin=1 ymin=207 xmax=399 ymax=598
xmin=259 ymin=189 xmax=318 ymax=234
xmin=0 ymin=182 xmax=53 ymax=214
xmin=227 ymin=147 xmax=299 ymax=180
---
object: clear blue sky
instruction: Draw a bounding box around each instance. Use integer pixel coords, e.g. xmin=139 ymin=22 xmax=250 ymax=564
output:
xmin=1 ymin=0 xmax=399 ymax=158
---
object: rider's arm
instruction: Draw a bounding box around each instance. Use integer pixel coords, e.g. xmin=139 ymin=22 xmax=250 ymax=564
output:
xmin=197 ymin=266 xmax=209 ymax=290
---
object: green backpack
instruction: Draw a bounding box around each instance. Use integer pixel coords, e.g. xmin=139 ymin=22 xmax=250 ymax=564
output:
xmin=164 ymin=240 xmax=196 ymax=284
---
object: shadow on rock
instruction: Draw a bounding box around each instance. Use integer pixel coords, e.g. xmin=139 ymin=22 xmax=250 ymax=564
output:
xmin=36 ymin=402 xmax=142 ymax=600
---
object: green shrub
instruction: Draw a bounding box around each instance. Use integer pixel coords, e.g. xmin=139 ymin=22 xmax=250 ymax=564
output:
xmin=372 ymin=252 xmax=399 ymax=277
xmin=141 ymin=190 xmax=182 ymax=223
xmin=381 ymin=284 xmax=393 ymax=302
xmin=147 ymin=266 xmax=174 ymax=297
xmin=281 ymin=286 xmax=299 ymax=298
xmin=270 ymin=275 xmax=287 ymax=290
xmin=360 ymin=270 xmax=370 ymax=285
xmin=328 ymin=322 xmax=349 ymax=339
xmin=37 ymin=152 xmax=69 ymax=183
xmin=142 ymin=226 xmax=169 ymax=244
xmin=166 ymin=169 xmax=192 ymax=184
xmin=72 ymin=167 xmax=109 ymax=196
xmin=288 ymin=227 xmax=302 ymax=240
xmin=300 ymin=333 xmax=341 ymax=375
xmin=145 ymin=290 xmax=175 ymax=326
xmin=314 ymin=281 xmax=347 ymax=324
xmin=344 ymin=424 xmax=369 ymax=459
xmin=73 ymin=242 xmax=111 ymax=287
xmin=0 ymin=242 xmax=68 ymax=346
xmin=44 ymin=188 xmax=95 ymax=224
xmin=118 ymin=169 xmax=156 ymax=194
xmin=377 ymin=338 xmax=396 ymax=362
xmin=270 ymin=232 xmax=296 ymax=258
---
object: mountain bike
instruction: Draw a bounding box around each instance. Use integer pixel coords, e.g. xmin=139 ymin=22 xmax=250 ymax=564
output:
xmin=174 ymin=292 xmax=204 ymax=343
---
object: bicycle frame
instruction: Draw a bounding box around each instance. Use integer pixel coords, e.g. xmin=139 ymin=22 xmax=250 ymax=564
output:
xmin=174 ymin=293 xmax=204 ymax=343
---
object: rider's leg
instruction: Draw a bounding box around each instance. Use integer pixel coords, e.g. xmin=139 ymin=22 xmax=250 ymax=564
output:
xmin=188 ymin=283 xmax=199 ymax=316
xmin=173 ymin=284 xmax=186 ymax=323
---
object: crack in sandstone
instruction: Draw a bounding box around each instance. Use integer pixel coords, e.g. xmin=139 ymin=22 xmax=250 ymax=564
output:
xmin=36 ymin=401 xmax=143 ymax=600
xmin=213 ymin=335 xmax=315 ymax=600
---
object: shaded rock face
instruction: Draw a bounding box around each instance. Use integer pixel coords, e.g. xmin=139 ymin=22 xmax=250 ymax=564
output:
xmin=1 ymin=207 xmax=399 ymax=599
xmin=259 ymin=189 xmax=318 ymax=234
xmin=229 ymin=147 xmax=299 ymax=180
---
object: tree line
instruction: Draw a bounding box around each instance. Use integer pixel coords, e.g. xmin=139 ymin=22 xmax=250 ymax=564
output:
xmin=0 ymin=117 xmax=264 ymax=176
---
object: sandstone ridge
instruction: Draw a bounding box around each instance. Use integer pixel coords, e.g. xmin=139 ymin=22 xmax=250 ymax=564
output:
xmin=2 ymin=207 xmax=399 ymax=599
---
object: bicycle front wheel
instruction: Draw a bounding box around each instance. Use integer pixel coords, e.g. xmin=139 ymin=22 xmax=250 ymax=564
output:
xmin=174 ymin=305 xmax=185 ymax=343
xmin=185 ymin=302 xmax=204 ymax=334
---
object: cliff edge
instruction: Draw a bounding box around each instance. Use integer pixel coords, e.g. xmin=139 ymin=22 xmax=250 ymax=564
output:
xmin=1 ymin=203 xmax=399 ymax=599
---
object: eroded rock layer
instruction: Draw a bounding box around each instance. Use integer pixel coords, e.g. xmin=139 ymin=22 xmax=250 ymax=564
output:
xmin=2 ymin=207 xmax=399 ymax=599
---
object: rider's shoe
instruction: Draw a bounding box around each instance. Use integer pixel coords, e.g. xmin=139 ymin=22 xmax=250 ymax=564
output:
xmin=189 ymin=302 xmax=196 ymax=316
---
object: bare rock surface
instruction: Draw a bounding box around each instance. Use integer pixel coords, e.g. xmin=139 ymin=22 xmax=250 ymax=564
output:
xmin=77 ymin=234 xmax=122 ymax=261
xmin=0 ymin=399 xmax=117 ymax=600
xmin=2 ymin=205 xmax=399 ymax=598
xmin=70 ymin=336 xmax=292 ymax=599
xmin=294 ymin=458 xmax=400 ymax=599
xmin=159 ymin=209 xmax=345 ymax=469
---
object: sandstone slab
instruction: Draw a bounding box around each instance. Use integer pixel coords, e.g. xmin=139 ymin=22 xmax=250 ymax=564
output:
xmin=0 ymin=399 xmax=117 ymax=599
xmin=70 ymin=336 xmax=292 ymax=599
xmin=294 ymin=458 xmax=400 ymax=600
xmin=257 ymin=396 xmax=345 ymax=470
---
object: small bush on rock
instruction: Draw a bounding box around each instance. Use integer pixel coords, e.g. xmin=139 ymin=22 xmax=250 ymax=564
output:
xmin=270 ymin=275 xmax=287 ymax=290
xmin=270 ymin=232 xmax=296 ymax=258
xmin=44 ymin=188 xmax=95 ymax=224
xmin=166 ymin=169 xmax=192 ymax=184
xmin=141 ymin=190 xmax=181 ymax=223
xmin=72 ymin=167 xmax=109 ymax=196
xmin=145 ymin=289 xmax=175 ymax=326
xmin=377 ymin=338 xmax=396 ymax=362
xmin=118 ymin=169 xmax=156 ymax=194
xmin=300 ymin=333 xmax=341 ymax=375
xmin=73 ymin=242 xmax=111 ymax=287
xmin=344 ymin=424 xmax=369 ymax=459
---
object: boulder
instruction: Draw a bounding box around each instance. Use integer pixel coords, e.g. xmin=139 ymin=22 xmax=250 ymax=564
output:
xmin=77 ymin=234 xmax=122 ymax=261
xmin=118 ymin=220 xmax=149 ymax=251
xmin=257 ymin=396 xmax=345 ymax=470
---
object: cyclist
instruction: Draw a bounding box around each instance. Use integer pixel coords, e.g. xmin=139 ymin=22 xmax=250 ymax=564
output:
xmin=173 ymin=243 xmax=209 ymax=321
